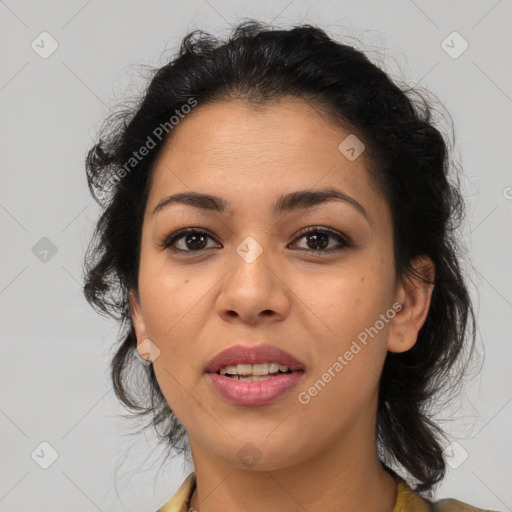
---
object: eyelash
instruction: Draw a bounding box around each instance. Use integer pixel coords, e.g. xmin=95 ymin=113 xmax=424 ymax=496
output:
xmin=159 ymin=226 xmax=352 ymax=254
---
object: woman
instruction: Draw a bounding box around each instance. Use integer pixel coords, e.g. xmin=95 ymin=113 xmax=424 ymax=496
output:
xmin=83 ymin=21 xmax=495 ymax=512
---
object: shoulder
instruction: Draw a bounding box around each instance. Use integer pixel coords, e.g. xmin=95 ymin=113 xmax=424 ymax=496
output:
xmin=156 ymin=472 xmax=196 ymax=512
xmin=395 ymin=480 xmax=499 ymax=512
xmin=433 ymin=497 xmax=499 ymax=512
xmin=156 ymin=473 xmax=498 ymax=512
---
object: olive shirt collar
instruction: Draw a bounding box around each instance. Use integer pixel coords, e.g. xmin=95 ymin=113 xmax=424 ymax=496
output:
xmin=156 ymin=472 xmax=494 ymax=512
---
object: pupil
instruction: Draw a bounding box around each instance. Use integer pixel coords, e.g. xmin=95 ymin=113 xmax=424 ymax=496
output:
xmin=186 ymin=233 xmax=207 ymax=250
xmin=307 ymin=233 xmax=328 ymax=250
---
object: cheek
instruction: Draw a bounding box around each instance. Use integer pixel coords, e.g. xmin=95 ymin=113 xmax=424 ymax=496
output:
xmin=138 ymin=267 xmax=205 ymax=415
xmin=296 ymin=276 xmax=393 ymax=427
xmin=297 ymin=254 xmax=394 ymax=391
xmin=297 ymin=255 xmax=393 ymax=343
xmin=137 ymin=253 xmax=202 ymax=366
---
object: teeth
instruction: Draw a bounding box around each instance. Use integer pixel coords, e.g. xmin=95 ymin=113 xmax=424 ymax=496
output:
xmin=268 ymin=362 xmax=280 ymax=373
xmin=252 ymin=363 xmax=268 ymax=375
xmin=237 ymin=375 xmax=271 ymax=382
xmin=237 ymin=364 xmax=253 ymax=375
xmin=219 ymin=362 xmax=290 ymax=376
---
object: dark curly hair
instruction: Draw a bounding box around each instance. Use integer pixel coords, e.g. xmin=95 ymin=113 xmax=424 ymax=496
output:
xmin=83 ymin=20 xmax=476 ymax=493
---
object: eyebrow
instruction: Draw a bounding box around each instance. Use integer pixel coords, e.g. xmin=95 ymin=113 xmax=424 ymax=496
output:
xmin=152 ymin=187 xmax=369 ymax=222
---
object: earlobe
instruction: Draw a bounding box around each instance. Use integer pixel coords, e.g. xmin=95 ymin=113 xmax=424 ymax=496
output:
xmin=387 ymin=256 xmax=435 ymax=354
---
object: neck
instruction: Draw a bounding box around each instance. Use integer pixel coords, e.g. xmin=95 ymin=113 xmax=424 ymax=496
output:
xmin=188 ymin=415 xmax=397 ymax=512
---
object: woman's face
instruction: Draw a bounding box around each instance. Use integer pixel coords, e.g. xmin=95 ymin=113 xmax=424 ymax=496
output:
xmin=130 ymin=97 xmax=426 ymax=470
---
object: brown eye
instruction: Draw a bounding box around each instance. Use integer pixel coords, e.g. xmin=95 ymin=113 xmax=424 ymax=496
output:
xmin=291 ymin=227 xmax=351 ymax=253
xmin=182 ymin=232 xmax=208 ymax=250
xmin=162 ymin=228 xmax=220 ymax=252
xmin=304 ymin=232 xmax=329 ymax=250
xmin=161 ymin=226 xmax=351 ymax=254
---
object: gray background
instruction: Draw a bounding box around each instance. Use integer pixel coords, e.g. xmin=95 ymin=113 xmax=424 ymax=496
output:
xmin=1 ymin=0 xmax=511 ymax=510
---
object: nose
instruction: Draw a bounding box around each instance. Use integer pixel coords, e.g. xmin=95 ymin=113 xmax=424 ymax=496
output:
xmin=215 ymin=240 xmax=291 ymax=326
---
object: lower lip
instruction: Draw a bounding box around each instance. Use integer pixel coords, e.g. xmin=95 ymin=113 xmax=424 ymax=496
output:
xmin=207 ymin=371 xmax=304 ymax=406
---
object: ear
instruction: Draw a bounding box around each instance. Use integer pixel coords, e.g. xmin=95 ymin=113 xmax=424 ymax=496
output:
xmin=129 ymin=289 xmax=148 ymax=343
xmin=129 ymin=290 xmax=161 ymax=364
xmin=387 ymin=256 xmax=435 ymax=354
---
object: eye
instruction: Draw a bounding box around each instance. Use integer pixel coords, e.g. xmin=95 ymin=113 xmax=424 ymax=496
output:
xmin=290 ymin=226 xmax=351 ymax=253
xmin=160 ymin=226 xmax=351 ymax=254
xmin=160 ymin=228 xmax=220 ymax=252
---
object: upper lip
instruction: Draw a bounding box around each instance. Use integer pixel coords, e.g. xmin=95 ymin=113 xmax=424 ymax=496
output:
xmin=205 ymin=343 xmax=305 ymax=373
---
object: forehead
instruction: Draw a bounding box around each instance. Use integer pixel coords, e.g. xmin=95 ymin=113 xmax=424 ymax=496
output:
xmin=147 ymin=98 xmax=386 ymax=221
xmin=156 ymin=98 xmax=357 ymax=171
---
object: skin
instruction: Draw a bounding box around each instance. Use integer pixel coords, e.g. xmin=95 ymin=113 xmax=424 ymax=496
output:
xmin=130 ymin=97 xmax=435 ymax=512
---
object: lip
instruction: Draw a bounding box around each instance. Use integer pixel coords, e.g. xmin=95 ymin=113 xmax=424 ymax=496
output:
xmin=205 ymin=343 xmax=306 ymax=406
xmin=204 ymin=343 xmax=306 ymax=374
xmin=207 ymin=372 xmax=304 ymax=406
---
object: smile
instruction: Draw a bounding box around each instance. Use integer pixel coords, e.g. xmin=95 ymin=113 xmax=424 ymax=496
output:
xmin=205 ymin=344 xmax=306 ymax=405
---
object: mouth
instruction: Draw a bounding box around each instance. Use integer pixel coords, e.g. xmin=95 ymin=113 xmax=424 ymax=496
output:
xmin=205 ymin=343 xmax=305 ymax=373
xmin=205 ymin=343 xmax=305 ymax=406
xmin=216 ymin=361 xmax=296 ymax=381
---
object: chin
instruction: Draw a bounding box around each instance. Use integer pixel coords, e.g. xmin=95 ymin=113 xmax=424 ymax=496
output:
xmin=210 ymin=433 xmax=312 ymax=472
